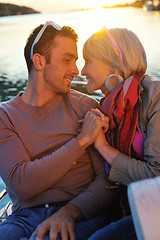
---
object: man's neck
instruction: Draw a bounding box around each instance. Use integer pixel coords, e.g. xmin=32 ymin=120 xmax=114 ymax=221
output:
xmin=21 ymin=90 xmax=57 ymax=107
xmin=21 ymin=77 xmax=57 ymax=107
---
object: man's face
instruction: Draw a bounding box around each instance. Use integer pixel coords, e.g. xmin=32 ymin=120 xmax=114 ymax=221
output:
xmin=43 ymin=35 xmax=79 ymax=95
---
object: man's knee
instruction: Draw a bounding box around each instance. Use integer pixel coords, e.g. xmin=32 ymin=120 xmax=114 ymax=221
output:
xmin=0 ymin=222 xmax=27 ymax=240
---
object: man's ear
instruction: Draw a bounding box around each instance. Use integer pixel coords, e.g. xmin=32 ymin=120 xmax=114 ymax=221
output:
xmin=32 ymin=53 xmax=46 ymax=70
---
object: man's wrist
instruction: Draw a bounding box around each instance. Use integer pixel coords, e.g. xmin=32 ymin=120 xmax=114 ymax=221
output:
xmin=61 ymin=203 xmax=84 ymax=222
xmin=76 ymin=134 xmax=89 ymax=150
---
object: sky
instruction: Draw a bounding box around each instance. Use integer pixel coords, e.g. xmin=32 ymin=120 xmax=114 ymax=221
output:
xmin=1 ymin=0 xmax=135 ymax=12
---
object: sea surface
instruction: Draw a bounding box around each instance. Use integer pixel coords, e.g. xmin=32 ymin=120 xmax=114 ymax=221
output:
xmin=0 ymin=7 xmax=160 ymax=208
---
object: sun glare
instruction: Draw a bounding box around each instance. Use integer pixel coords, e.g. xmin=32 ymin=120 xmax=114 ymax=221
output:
xmin=85 ymin=0 xmax=113 ymax=8
xmin=84 ymin=0 xmax=126 ymax=8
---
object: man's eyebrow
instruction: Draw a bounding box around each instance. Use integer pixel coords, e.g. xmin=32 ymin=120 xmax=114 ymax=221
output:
xmin=63 ymin=52 xmax=78 ymax=60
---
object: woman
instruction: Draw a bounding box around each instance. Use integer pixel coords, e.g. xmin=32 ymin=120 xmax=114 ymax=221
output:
xmin=81 ymin=27 xmax=160 ymax=239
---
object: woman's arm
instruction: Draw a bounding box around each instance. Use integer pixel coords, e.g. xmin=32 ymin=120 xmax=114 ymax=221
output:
xmin=94 ymin=79 xmax=160 ymax=186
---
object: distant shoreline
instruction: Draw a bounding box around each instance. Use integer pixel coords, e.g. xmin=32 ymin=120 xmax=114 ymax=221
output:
xmin=0 ymin=3 xmax=40 ymax=17
xmin=70 ymin=1 xmax=145 ymax=12
xmin=0 ymin=1 xmax=150 ymax=17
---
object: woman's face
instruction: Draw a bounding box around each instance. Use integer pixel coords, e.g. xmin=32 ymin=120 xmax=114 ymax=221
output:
xmin=81 ymin=56 xmax=113 ymax=93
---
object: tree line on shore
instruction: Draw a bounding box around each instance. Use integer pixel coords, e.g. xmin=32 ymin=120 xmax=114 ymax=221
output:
xmin=102 ymin=0 xmax=145 ymax=9
xmin=0 ymin=3 xmax=39 ymax=17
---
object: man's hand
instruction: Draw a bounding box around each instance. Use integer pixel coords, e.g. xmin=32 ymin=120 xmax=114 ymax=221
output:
xmin=76 ymin=109 xmax=109 ymax=149
xmin=31 ymin=203 xmax=83 ymax=240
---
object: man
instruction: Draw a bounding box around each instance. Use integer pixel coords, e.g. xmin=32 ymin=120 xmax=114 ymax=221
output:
xmin=0 ymin=21 xmax=117 ymax=240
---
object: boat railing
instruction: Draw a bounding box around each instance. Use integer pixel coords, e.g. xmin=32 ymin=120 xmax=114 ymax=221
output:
xmin=0 ymin=188 xmax=12 ymax=223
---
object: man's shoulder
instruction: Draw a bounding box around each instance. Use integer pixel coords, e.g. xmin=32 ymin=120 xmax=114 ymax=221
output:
xmin=0 ymin=95 xmax=19 ymax=120
xmin=0 ymin=99 xmax=11 ymax=113
xmin=0 ymin=100 xmax=12 ymax=124
xmin=67 ymin=89 xmax=99 ymax=116
xmin=69 ymin=89 xmax=96 ymax=100
xmin=69 ymin=89 xmax=98 ymax=105
xmin=0 ymin=96 xmax=16 ymax=111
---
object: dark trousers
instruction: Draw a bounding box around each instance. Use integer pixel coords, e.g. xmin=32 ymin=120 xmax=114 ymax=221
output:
xmin=0 ymin=203 xmax=113 ymax=240
xmin=88 ymin=215 xmax=137 ymax=240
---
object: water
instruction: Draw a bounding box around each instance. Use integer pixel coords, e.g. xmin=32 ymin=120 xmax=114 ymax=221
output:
xmin=0 ymin=7 xmax=160 ymax=207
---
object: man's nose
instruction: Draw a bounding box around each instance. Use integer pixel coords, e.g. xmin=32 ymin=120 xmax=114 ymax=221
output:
xmin=73 ymin=64 xmax=79 ymax=76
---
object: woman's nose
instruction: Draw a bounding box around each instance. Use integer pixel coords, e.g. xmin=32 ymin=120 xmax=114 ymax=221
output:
xmin=81 ymin=66 xmax=85 ymax=76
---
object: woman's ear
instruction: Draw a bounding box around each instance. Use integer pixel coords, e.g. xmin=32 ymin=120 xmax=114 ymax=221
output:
xmin=32 ymin=53 xmax=46 ymax=70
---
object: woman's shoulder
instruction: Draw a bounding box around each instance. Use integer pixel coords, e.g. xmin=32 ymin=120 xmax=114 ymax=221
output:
xmin=140 ymin=75 xmax=160 ymax=100
xmin=141 ymin=74 xmax=160 ymax=91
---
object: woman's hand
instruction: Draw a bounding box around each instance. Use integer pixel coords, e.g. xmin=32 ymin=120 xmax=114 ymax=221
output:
xmin=90 ymin=110 xmax=119 ymax=166
xmin=94 ymin=128 xmax=109 ymax=151
xmin=90 ymin=109 xmax=110 ymax=150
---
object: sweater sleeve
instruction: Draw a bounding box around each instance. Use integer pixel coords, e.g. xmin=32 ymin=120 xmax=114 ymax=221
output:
xmin=69 ymin=147 xmax=117 ymax=219
xmin=0 ymin=117 xmax=85 ymax=201
xmin=108 ymin=78 xmax=160 ymax=185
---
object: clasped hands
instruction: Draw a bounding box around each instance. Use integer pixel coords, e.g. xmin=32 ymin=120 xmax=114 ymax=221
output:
xmin=77 ymin=108 xmax=109 ymax=150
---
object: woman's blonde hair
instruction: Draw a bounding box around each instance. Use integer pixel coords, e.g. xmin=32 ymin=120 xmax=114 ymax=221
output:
xmin=83 ymin=27 xmax=147 ymax=78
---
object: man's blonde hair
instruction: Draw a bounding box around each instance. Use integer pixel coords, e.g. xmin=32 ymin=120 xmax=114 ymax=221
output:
xmin=83 ymin=27 xmax=147 ymax=79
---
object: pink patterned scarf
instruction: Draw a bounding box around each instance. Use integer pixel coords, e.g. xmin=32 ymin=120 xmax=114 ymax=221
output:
xmin=101 ymin=72 xmax=144 ymax=158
